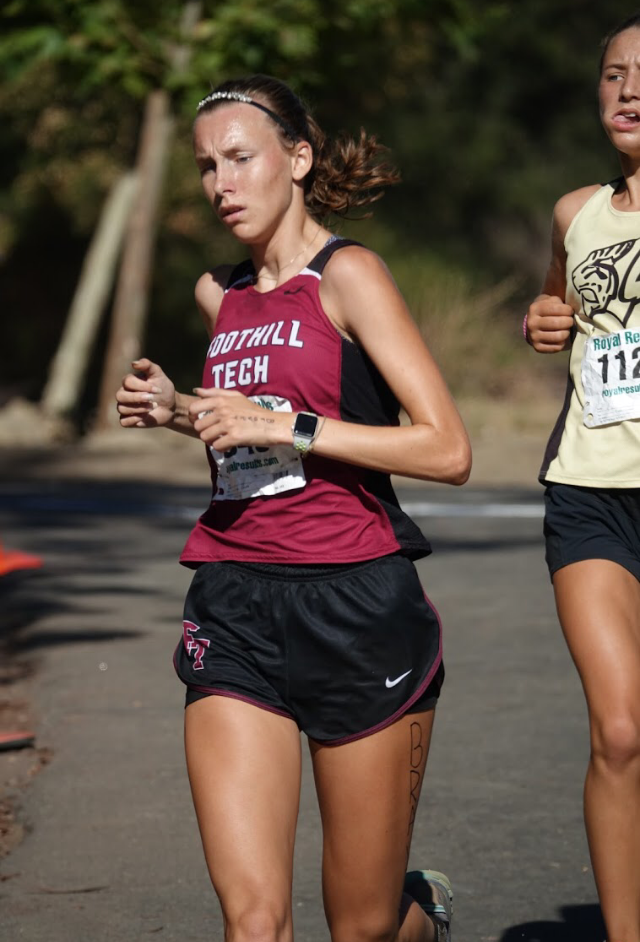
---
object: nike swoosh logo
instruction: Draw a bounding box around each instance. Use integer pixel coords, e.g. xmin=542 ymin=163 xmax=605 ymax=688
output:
xmin=385 ymin=669 xmax=413 ymax=688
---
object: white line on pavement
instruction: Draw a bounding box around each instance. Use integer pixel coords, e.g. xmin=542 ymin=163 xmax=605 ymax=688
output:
xmin=175 ymin=501 xmax=545 ymax=520
xmin=400 ymin=501 xmax=544 ymax=519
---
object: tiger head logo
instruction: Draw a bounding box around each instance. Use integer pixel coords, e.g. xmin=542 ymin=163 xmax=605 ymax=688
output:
xmin=572 ymin=239 xmax=640 ymax=326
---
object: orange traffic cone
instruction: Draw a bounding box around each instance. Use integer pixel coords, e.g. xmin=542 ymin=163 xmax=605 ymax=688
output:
xmin=0 ymin=542 xmax=42 ymax=576
xmin=0 ymin=730 xmax=35 ymax=751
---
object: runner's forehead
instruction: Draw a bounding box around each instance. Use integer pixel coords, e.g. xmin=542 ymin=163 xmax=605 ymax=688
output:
xmin=602 ymin=27 xmax=640 ymax=68
xmin=194 ymin=103 xmax=278 ymax=152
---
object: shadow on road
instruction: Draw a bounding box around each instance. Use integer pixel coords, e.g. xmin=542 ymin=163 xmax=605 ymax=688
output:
xmin=0 ymin=481 xmax=187 ymax=661
xmin=0 ymin=570 xmax=47 ymax=686
xmin=0 ymin=563 xmax=147 ymax=646
xmin=0 ymin=570 xmax=146 ymax=697
xmin=500 ymin=902 xmax=605 ymax=942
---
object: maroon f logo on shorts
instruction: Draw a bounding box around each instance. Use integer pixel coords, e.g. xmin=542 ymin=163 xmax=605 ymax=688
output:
xmin=183 ymin=620 xmax=211 ymax=671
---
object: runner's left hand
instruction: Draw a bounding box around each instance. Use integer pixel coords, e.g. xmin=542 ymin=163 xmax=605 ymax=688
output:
xmin=189 ymin=388 xmax=291 ymax=451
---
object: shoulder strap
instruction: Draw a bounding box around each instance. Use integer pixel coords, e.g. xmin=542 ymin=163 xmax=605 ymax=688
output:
xmin=225 ymin=237 xmax=364 ymax=287
xmin=225 ymin=258 xmax=254 ymax=291
xmin=306 ymin=237 xmax=363 ymax=276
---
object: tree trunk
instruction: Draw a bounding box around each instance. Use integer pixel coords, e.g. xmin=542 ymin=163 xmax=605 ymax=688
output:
xmin=94 ymin=90 xmax=174 ymax=430
xmin=40 ymin=172 xmax=139 ymax=419
xmin=94 ymin=1 xmax=201 ymax=431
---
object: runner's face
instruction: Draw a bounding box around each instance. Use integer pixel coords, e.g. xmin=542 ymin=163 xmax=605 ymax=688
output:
xmin=599 ymin=27 xmax=640 ymax=155
xmin=193 ymin=103 xmax=300 ymax=243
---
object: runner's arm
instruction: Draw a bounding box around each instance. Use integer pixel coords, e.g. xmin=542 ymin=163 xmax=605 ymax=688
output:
xmin=115 ymin=266 xmax=232 ymax=434
xmin=526 ymin=186 xmax=599 ymax=353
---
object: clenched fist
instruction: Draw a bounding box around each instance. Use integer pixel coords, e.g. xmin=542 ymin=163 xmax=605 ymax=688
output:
xmin=526 ymin=295 xmax=574 ymax=353
xmin=115 ymin=358 xmax=176 ymax=428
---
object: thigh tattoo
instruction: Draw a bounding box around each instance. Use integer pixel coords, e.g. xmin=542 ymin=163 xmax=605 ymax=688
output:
xmin=406 ymin=720 xmax=426 ymax=859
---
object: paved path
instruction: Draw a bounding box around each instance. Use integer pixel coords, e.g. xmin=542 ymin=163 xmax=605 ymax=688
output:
xmin=0 ymin=467 xmax=604 ymax=941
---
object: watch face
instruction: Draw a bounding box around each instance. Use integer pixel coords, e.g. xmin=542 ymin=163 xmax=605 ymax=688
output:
xmin=295 ymin=412 xmax=318 ymax=437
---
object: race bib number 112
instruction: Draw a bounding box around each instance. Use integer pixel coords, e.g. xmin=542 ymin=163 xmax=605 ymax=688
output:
xmin=582 ymin=328 xmax=640 ymax=428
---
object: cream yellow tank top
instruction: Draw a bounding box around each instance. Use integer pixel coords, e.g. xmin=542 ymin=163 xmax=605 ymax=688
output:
xmin=541 ymin=179 xmax=640 ymax=487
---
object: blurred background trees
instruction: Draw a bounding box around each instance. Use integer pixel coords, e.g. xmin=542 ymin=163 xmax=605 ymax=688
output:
xmin=0 ymin=0 xmax=633 ymax=432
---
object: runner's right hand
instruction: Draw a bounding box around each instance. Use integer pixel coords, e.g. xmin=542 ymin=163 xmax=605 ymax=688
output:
xmin=526 ymin=295 xmax=574 ymax=353
xmin=116 ymin=358 xmax=176 ymax=428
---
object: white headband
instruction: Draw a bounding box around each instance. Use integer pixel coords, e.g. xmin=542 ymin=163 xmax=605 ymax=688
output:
xmin=196 ymin=90 xmax=299 ymax=140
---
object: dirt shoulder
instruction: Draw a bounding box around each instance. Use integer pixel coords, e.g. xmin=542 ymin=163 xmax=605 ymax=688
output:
xmin=0 ymin=620 xmax=52 ymax=865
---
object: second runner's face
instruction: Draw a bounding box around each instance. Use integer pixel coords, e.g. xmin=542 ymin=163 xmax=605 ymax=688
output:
xmin=600 ymin=27 xmax=640 ymax=157
xmin=193 ymin=103 xmax=303 ymax=244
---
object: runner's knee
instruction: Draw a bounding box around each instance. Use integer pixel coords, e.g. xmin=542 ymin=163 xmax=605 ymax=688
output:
xmin=225 ymin=904 xmax=291 ymax=942
xmin=591 ymin=711 xmax=640 ymax=769
xmin=328 ymin=912 xmax=399 ymax=942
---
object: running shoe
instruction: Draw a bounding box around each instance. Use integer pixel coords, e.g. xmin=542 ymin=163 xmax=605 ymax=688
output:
xmin=404 ymin=869 xmax=453 ymax=942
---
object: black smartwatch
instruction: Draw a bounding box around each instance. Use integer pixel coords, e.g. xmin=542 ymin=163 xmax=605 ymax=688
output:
xmin=292 ymin=412 xmax=318 ymax=455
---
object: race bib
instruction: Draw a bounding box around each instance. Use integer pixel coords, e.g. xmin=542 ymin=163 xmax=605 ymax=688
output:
xmin=582 ymin=328 xmax=640 ymax=427
xmin=211 ymin=395 xmax=306 ymax=501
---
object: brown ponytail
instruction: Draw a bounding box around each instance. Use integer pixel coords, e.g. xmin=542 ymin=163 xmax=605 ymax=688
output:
xmin=303 ymin=118 xmax=400 ymax=220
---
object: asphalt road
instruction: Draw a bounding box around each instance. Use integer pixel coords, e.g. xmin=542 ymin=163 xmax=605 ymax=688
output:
xmin=0 ymin=476 xmax=603 ymax=942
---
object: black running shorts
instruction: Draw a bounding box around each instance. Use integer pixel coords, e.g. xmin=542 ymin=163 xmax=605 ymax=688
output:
xmin=173 ymin=554 xmax=443 ymax=744
xmin=544 ymin=482 xmax=640 ymax=580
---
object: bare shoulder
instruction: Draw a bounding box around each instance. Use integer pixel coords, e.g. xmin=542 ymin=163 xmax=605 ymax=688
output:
xmin=320 ymin=244 xmax=410 ymax=341
xmin=195 ymin=264 xmax=235 ymax=336
xmin=553 ymin=184 xmax=602 ymax=239
xmin=322 ymin=244 xmax=391 ymax=287
xmin=537 ymin=186 xmax=602 ymax=298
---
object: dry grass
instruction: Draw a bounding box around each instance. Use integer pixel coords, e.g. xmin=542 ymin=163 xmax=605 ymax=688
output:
xmin=406 ymin=266 xmax=532 ymax=397
xmin=395 ymin=261 xmax=571 ymax=484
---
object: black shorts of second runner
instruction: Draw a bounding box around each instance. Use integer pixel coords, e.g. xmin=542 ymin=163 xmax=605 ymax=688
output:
xmin=173 ymin=553 xmax=444 ymax=745
xmin=544 ymin=482 xmax=640 ymax=580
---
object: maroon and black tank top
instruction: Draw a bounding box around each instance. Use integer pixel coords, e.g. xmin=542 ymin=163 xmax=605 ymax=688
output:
xmin=180 ymin=237 xmax=431 ymax=565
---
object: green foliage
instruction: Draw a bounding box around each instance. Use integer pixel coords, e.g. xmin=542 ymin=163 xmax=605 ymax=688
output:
xmin=0 ymin=0 xmax=638 ymax=405
xmin=0 ymin=0 xmax=436 ymax=104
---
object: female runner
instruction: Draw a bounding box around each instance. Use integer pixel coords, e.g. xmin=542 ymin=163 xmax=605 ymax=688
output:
xmin=526 ymin=15 xmax=640 ymax=942
xmin=116 ymin=75 xmax=470 ymax=942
